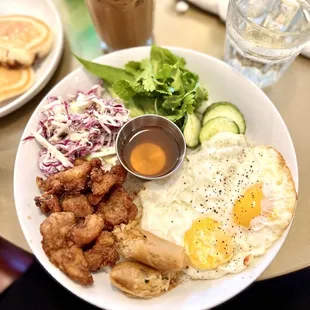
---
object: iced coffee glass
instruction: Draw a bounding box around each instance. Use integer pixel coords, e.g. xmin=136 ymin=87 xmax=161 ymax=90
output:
xmin=85 ymin=0 xmax=154 ymax=52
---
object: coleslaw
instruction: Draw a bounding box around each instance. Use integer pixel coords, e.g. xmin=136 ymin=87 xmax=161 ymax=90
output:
xmin=25 ymin=85 xmax=129 ymax=176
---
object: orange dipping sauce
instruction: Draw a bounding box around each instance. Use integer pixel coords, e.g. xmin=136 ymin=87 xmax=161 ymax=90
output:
xmin=122 ymin=126 xmax=179 ymax=177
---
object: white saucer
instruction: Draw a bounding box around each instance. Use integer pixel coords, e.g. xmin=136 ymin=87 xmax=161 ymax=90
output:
xmin=0 ymin=0 xmax=64 ymax=118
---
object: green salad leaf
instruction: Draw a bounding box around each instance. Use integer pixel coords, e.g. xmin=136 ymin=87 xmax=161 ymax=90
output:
xmin=151 ymin=45 xmax=186 ymax=76
xmin=74 ymin=54 xmax=133 ymax=85
xmin=74 ymin=45 xmax=208 ymax=129
xmin=112 ymin=80 xmax=136 ymax=101
xmin=124 ymin=61 xmax=141 ymax=74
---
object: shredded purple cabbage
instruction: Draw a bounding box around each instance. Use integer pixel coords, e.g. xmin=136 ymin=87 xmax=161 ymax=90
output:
xmin=25 ymin=85 xmax=129 ymax=176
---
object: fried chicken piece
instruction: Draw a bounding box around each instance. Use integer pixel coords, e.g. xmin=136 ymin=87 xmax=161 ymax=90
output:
xmin=61 ymin=194 xmax=93 ymax=218
xmin=87 ymin=193 xmax=104 ymax=206
xmin=50 ymin=245 xmax=93 ymax=286
xmin=88 ymin=164 xmax=127 ymax=196
xmin=36 ymin=175 xmax=61 ymax=194
xmin=71 ymin=214 xmax=104 ymax=247
xmin=97 ymin=187 xmax=137 ymax=229
xmin=36 ymin=159 xmax=101 ymax=194
xmin=74 ymin=158 xmax=86 ymax=166
xmin=84 ymin=231 xmax=119 ymax=271
xmin=40 ymin=212 xmax=76 ymax=256
xmin=110 ymin=164 xmax=127 ymax=184
xmin=34 ymin=194 xmax=61 ymax=214
xmin=90 ymin=158 xmax=102 ymax=167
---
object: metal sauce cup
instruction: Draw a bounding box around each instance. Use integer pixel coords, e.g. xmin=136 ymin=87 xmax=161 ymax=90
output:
xmin=116 ymin=114 xmax=186 ymax=180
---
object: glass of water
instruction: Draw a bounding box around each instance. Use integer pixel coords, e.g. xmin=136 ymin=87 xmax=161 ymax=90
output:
xmin=224 ymin=0 xmax=310 ymax=88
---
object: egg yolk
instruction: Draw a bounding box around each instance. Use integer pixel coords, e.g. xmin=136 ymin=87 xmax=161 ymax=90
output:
xmin=130 ymin=142 xmax=166 ymax=176
xmin=233 ymin=183 xmax=263 ymax=229
xmin=184 ymin=218 xmax=234 ymax=270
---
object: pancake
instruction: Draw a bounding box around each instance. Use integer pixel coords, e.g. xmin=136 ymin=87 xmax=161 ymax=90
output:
xmin=0 ymin=15 xmax=54 ymax=67
xmin=0 ymin=66 xmax=35 ymax=104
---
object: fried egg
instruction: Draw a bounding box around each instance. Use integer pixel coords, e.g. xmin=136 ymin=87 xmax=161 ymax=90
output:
xmin=139 ymin=132 xmax=296 ymax=279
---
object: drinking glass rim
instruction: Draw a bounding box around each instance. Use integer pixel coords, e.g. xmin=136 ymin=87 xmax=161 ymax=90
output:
xmin=230 ymin=0 xmax=310 ymax=37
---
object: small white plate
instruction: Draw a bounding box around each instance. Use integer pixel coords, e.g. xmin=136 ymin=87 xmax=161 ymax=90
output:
xmin=0 ymin=0 xmax=63 ymax=118
xmin=14 ymin=47 xmax=298 ymax=310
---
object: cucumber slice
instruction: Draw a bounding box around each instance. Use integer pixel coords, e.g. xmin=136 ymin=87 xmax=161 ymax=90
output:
xmin=183 ymin=112 xmax=201 ymax=148
xmin=202 ymin=102 xmax=246 ymax=134
xmin=199 ymin=117 xmax=240 ymax=143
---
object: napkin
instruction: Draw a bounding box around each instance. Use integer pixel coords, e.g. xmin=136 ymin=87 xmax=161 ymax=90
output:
xmin=180 ymin=0 xmax=310 ymax=59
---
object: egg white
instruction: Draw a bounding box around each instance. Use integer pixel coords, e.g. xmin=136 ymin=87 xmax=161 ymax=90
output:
xmin=139 ymin=132 xmax=296 ymax=279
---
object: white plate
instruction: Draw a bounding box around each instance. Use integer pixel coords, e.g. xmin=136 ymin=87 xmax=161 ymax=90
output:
xmin=14 ymin=47 xmax=299 ymax=310
xmin=0 ymin=0 xmax=63 ymax=118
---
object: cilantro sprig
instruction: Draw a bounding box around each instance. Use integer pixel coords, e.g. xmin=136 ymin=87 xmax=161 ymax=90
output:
xmin=75 ymin=45 xmax=208 ymax=127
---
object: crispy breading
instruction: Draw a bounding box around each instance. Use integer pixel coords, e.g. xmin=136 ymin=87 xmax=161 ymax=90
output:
xmin=36 ymin=161 xmax=93 ymax=194
xmin=36 ymin=175 xmax=62 ymax=194
xmin=34 ymin=193 xmax=61 ymax=214
xmin=73 ymin=158 xmax=86 ymax=166
xmin=40 ymin=212 xmax=76 ymax=256
xmin=35 ymin=161 xmax=136 ymax=287
xmin=110 ymin=164 xmax=127 ymax=185
xmin=84 ymin=231 xmax=119 ymax=271
xmin=88 ymin=164 xmax=127 ymax=196
xmin=90 ymin=158 xmax=102 ymax=168
xmin=97 ymin=187 xmax=137 ymax=229
xmin=61 ymin=194 xmax=93 ymax=218
xmin=71 ymin=214 xmax=104 ymax=247
xmin=87 ymin=192 xmax=104 ymax=206
xmin=50 ymin=246 xmax=93 ymax=286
